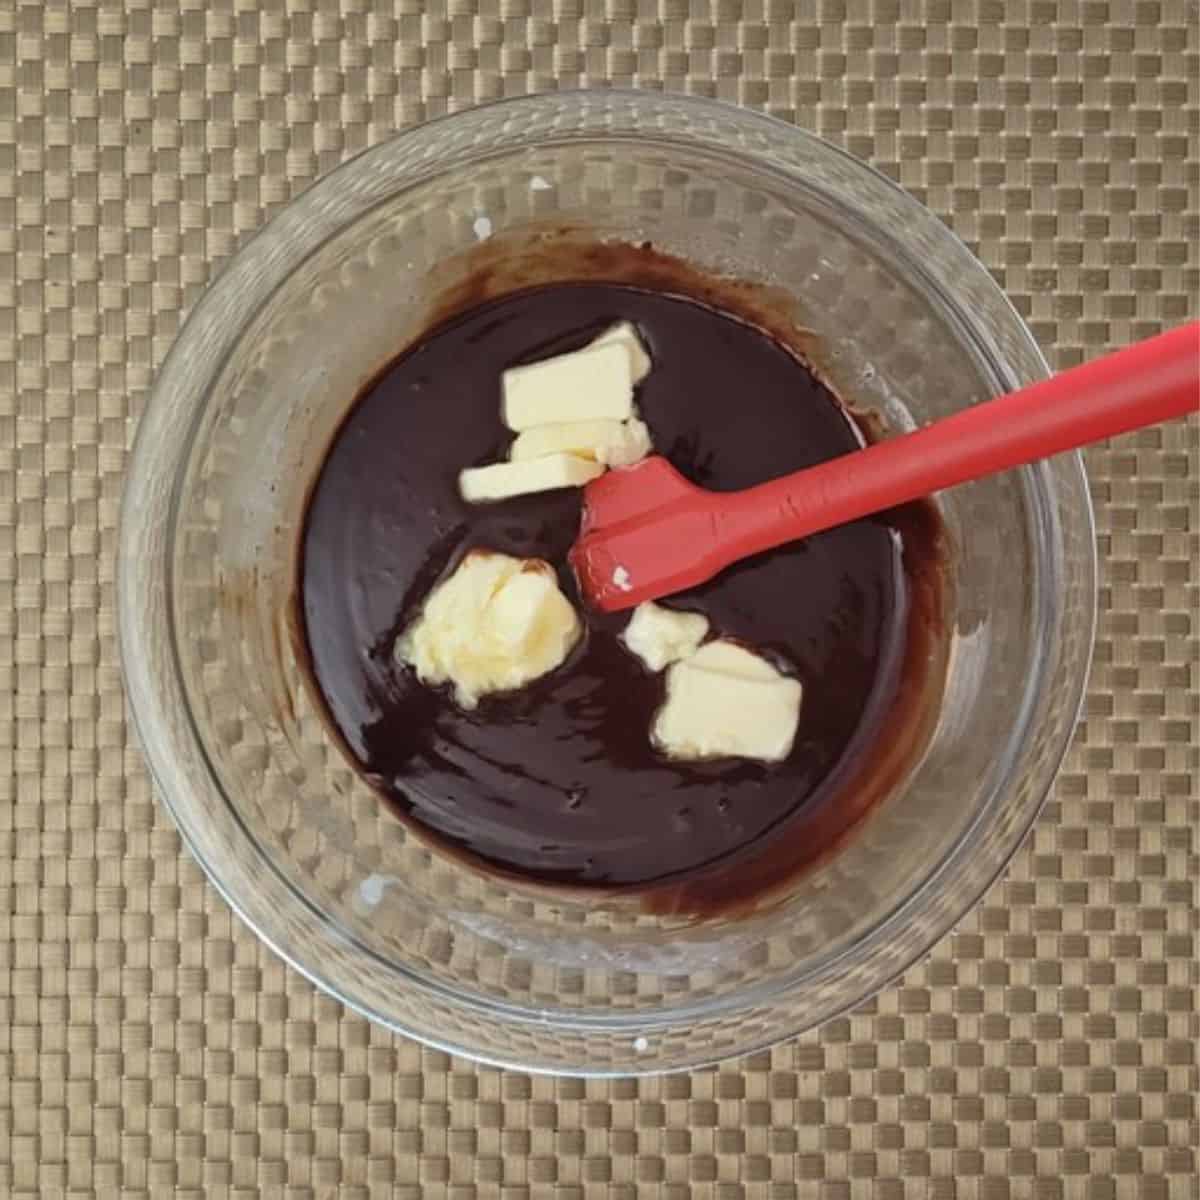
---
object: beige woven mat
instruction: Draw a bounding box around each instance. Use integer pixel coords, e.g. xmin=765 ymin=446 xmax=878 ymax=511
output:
xmin=2 ymin=0 xmax=1197 ymax=1196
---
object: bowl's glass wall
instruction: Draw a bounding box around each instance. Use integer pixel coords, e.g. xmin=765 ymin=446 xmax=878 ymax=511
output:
xmin=121 ymin=93 xmax=1094 ymax=1073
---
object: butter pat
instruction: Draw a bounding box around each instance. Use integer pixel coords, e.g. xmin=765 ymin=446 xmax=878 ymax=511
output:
xmin=592 ymin=321 xmax=652 ymax=383
xmin=502 ymin=341 xmax=634 ymax=431
xmin=653 ymin=640 xmax=802 ymax=763
xmin=598 ymin=417 xmax=653 ymax=467
xmin=466 ymin=321 xmax=654 ymax=502
xmin=509 ymin=417 xmax=652 ymax=468
xmin=396 ymin=551 xmax=581 ymax=708
xmin=459 ymin=453 xmax=604 ymax=502
xmin=621 ymin=601 xmax=709 ymax=672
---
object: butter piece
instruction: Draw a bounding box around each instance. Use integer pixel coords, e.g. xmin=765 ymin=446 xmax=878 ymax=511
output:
xmin=396 ymin=551 xmax=581 ymax=708
xmin=502 ymin=341 xmax=634 ymax=431
xmin=459 ymin=453 xmax=604 ymax=503
xmin=598 ymin=418 xmax=653 ymax=467
xmin=653 ymin=640 xmax=802 ymax=763
xmin=621 ymin=601 xmax=709 ymax=672
xmin=509 ymin=417 xmax=652 ymax=468
xmin=591 ymin=321 xmax=652 ymax=383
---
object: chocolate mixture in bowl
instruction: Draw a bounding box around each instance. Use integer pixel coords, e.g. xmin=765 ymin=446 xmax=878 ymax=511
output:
xmin=298 ymin=244 xmax=950 ymax=915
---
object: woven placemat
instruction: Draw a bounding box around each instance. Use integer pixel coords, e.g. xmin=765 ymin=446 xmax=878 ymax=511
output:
xmin=1 ymin=1 xmax=1197 ymax=1196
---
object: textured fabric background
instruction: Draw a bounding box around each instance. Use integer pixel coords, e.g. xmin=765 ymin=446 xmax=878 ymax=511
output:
xmin=1 ymin=0 xmax=1197 ymax=1196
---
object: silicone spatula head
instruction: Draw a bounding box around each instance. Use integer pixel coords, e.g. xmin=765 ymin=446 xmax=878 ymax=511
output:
xmin=570 ymin=456 xmax=726 ymax=610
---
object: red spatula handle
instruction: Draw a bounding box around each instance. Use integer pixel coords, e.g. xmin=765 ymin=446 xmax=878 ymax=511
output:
xmin=719 ymin=321 xmax=1200 ymax=561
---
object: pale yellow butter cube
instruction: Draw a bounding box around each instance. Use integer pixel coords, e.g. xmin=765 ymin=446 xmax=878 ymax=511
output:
xmin=396 ymin=552 xmax=580 ymax=708
xmin=509 ymin=417 xmax=652 ymax=468
xmin=501 ymin=341 xmax=634 ymax=431
xmin=621 ymin=601 xmax=710 ymax=672
xmin=459 ymin=453 xmax=604 ymax=503
xmin=653 ymin=640 xmax=802 ymax=763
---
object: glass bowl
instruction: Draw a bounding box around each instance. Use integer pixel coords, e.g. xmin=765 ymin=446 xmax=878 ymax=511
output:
xmin=119 ymin=91 xmax=1095 ymax=1075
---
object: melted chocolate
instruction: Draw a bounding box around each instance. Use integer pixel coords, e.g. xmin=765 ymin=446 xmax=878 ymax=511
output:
xmin=299 ymin=281 xmax=948 ymax=913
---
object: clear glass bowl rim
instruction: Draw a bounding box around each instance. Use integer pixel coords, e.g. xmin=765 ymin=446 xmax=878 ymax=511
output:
xmin=118 ymin=89 xmax=1097 ymax=1075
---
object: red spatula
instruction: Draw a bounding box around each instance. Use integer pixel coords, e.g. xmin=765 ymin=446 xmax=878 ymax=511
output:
xmin=571 ymin=321 xmax=1200 ymax=613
